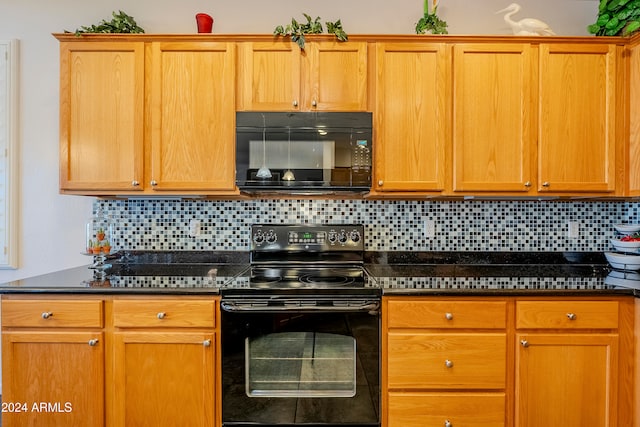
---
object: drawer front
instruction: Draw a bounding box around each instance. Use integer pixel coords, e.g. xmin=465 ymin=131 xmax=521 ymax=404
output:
xmin=388 ymin=392 xmax=505 ymax=427
xmin=387 ymin=332 xmax=506 ymax=389
xmin=516 ymin=301 xmax=619 ymax=329
xmin=387 ymin=300 xmax=507 ymax=329
xmin=113 ymin=299 xmax=215 ymax=328
xmin=2 ymin=300 xmax=103 ymax=328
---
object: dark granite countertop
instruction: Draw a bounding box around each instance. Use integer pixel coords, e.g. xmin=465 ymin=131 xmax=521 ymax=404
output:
xmin=0 ymin=251 xmax=637 ymax=297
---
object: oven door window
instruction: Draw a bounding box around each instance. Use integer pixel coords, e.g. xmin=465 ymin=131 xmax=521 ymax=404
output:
xmin=246 ymin=332 xmax=356 ymax=398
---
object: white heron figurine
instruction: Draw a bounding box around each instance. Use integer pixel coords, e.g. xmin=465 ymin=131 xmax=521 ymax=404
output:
xmin=496 ymin=3 xmax=556 ymax=36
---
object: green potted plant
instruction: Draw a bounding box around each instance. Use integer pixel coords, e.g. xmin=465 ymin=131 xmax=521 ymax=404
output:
xmin=415 ymin=0 xmax=449 ymax=34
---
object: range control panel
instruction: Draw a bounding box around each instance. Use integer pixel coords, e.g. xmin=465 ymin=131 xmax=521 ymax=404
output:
xmin=251 ymin=224 xmax=364 ymax=252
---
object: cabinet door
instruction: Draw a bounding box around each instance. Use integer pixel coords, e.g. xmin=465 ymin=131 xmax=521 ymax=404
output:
xmin=538 ymin=43 xmax=618 ymax=193
xmin=112 ymin=331 xmax=215 ymax=427
xmin=374 ymin=43 xmax=448 ymax=192
xmin=452 ymin=43 xmax=533 ymax=193
xmin=150 ymin=42 xmax=236 ymax=191
xmin=306 ymin=41 xmax=368 ymax=111
xmin=2 ymin=331 xmax=104 ymax=427
xmin=236 ymin=41 xmax=301 ymax=111
xmin=59 ymin=42 xmax=144 ymax=191
xmin=515 ymin=333 xmax=618 ymax=427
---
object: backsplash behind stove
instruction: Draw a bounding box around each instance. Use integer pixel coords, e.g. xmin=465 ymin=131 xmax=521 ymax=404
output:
xmin=95 ymin=199 xmax=638 ymax=252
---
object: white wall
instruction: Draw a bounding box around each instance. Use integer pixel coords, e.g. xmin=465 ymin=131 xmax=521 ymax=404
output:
xmin=0 ymin=0 xmax=599 ymax=282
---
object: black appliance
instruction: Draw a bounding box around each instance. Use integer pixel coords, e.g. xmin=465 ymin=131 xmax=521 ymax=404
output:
xmin=220 ymin=224 xmax=380 ymax=427
xmin=235 ymin=112 xmax=372 ymax=194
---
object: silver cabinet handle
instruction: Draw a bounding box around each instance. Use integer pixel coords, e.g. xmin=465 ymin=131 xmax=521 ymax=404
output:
xmin=292 ymin=100 xmax=298 ymax=107
xmin=88 ymin=339 xmax=99 ymax=346
xmin=131 ymin=180 xmax=139 ymax=187
xmin=524 ymin=181 xmax=531 ymax=187
xmin=203 ymin=339 xmax=211 ymax=347
xmin=157 ymin=312 xmax=166 ymax=319
xmin=521 ymin=339 xmax=529 ymax=347
xmin=41 ymin=312 xmax=53 ymax=319
xmin=445 ymin=359 xmax=453 ymax=368
xmin=542 ymin=181 xmax=550 ymax=187
xmin=445 ymin=420 xmax=452 ymax=427
xmin=445 ymin=312 xmax=453 ymax=320
xmin=378 ymin=180 xmax=383 ymax=186
xmin=566 ymin=313 xmax=576 ymax=320
xmin=311 ymin=99 xmax=317 ymax=107
xmin=150 ymin=180 xmax=158 ymax=186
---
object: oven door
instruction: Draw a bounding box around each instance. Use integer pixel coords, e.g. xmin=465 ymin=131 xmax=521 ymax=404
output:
xmin=220 ymin=297 xmax=380 ymax=427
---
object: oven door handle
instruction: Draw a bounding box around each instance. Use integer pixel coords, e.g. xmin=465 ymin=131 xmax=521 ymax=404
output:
xmin=220 ymin=300 xmax=380 ymax=314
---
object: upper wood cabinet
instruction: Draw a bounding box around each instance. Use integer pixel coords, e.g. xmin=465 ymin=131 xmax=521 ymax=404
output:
xmin=59 ymin=41 xmax=145 ymax=192
xmin=373 ymin=42 xmax=448 ymax=193
xmin=451 ymin=43 xmax=534 ymax=194
xmin=537 ymin=43 xmax=620 ymax=194
xmin=237 ymin=40 xmax=368 ymax=111
xmin=149 ymin=42 xmax=236 ymax=191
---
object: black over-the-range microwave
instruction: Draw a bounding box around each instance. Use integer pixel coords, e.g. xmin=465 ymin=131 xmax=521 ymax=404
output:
xmin=235 ymin=112 xmax=373 ymax=194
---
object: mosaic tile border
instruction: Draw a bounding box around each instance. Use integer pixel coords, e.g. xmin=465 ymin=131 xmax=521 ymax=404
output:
xmin=95 ymin=199 xmax=635 ymax=253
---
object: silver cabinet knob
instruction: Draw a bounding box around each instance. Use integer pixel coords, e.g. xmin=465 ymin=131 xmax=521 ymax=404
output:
xmin=445 ymin=359 xmax=453 ymax=368
xmin=292 ymin=100 xmax=298 ymax=107
xmin=524 ymin=181 xmax=532 ymax=187
xmin=566 ymin=313 xmax=576 ymax=320
xmin=445 ymin=312 xmax=453 ymax=320
xmin=378 ymin=180 xmax=383 ymax=186
xmin=157 ymin=312 xmax=166 ymax=319
xmin=88 ymin=339 xmax=99 ymax=346
xmin=311 ymin=99 xmax=317 ymax=107
xmin=150 ymin=180 xmax=158 ymax=186
xmin=542 ymin=181 xmax=550 ymax=187
xmin=203 ymin=339 xmax=211 ymax=347
xmin=445 ymin=421 xmax=452 ymax=427
xmin=131 ymin=180 xmax=139 ymax=187
xmin=521 ymin=339 xmax=529 ymax=347
xmin=41 ymin=312 xmax=53 ymax=319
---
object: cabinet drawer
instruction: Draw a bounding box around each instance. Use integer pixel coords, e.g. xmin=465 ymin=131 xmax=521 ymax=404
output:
xmin=387 ymin=332 xmax=506 ymax=389
xmin=2 ymin=299 xmax=103 ymax=328
xmin=113 ymin=299 xmax=215 ymax=328
xmin=387 ymin=300 xmax=507 ymax=329
xmin=516 ymin=300 xmax=619 ymax=329
xmin=388 ymin=392 xmax=505 ymax=427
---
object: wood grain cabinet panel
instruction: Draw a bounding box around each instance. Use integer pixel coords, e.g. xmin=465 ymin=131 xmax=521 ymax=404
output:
xmin=388 ymin=392 xmax=505 ymax=427
xmin=110 ymin=297 xmax=220 ymax=427
xmin=537 ymin=43 xmax=619 ymax=194
xmin=516 ymin=300 xmax=619 ymax=329
xmin=2 ymin=299 xmax=103 ymax=328
xmin=149 ymin=42 xmax=236 ymax=191
xmin=112 ymin=299 xmax=216 ymax=328
xmin=387 ymin=299 xmax=507 ymax=329
xmin=451 ymin=43 xmax=533 ymax=193
xmin=374 ymin=42 xmax=448 ymax=192
xmin=59 ymin=41 xmax=144 ymax=192
xmin=237 ymin=40 xmax=367 ymax=112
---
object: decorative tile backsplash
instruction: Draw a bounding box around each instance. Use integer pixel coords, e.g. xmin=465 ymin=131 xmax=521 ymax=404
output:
xmin=95 ymin=199 xmax=635 ymax=252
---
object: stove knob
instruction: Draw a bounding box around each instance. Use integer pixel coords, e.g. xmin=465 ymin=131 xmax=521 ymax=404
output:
xmin=253 ymin=232 xmax=264 ymax=244
xmin=350 ymin=230 xmax=361 ymax=243
xmin=328 ymin=231 xmax=338 ymax=243
xmin=337 ymin=231 xmax=348 ymax=244
xmin=265 ymin=231 xmax=277 ymax=244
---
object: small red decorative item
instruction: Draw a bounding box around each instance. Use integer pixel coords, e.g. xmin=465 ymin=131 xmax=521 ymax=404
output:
xmin=196 ymin=13 xmax=213 ymax=33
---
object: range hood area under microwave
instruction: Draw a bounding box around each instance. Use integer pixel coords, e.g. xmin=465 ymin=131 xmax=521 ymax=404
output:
xmin=235 ymin=112 xmax=373 ymax=195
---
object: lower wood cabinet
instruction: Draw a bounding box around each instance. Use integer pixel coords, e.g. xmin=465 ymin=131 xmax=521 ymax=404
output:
xmin=1 ymin=298 xmax=105 ymax=427
xmin=1 ymin=295 xmax=220 ymax=427
xmin=110 ymin=298 xmax=217 ymax=427
xmin=514 ymin=299 xmax=631 ymax=427
xmin=383 ymin=296 xmax=635 ymax=427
